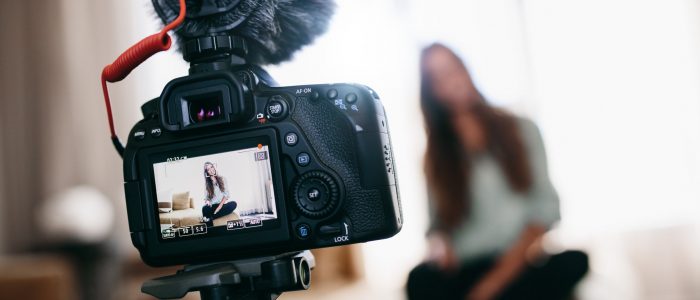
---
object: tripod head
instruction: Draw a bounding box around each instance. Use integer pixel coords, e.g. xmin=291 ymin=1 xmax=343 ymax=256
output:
xmin=142 ymin=251 xmax=314 ymax=300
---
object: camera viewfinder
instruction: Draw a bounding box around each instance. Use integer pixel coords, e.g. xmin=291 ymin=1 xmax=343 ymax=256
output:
xmin=185 ymin=91 xmax=225 ymax=124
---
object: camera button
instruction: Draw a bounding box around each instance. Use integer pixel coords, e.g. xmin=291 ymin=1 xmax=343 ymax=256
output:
xmin=327 ymin=89 xmax=338 ymax=99
xmin=307 ymin=188 xmax=322 ymax=201
xmin=296 ymin=223 xmax=311 ymax=240
xmin=296 ymin=153 xmax=311 ymax=167
xmin=267 ymin=95 xmax=288 ymax=120
xmin=150 ymin=127 xmax=162 ymax=138
xmin=319 ymin=224 xmax=342 ymax=236
xmin=293 ymin=171 xmax=340 ymax=218
xmin=345 ymin=93 xmax=358 ymax=104
xmin=285 ymin=132 xmax=298 ymax=146
xmin=133 ymin=129 xmax=146 ymax=140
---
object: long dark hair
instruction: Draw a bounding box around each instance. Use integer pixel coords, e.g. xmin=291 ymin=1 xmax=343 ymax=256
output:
xmin=420 ymin=43 xmax=533 ymax=231
xmin=204 ymin=162 xmax=226 ymax=200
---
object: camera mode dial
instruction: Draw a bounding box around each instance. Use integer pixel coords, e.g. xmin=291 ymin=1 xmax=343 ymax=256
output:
xmin=292 ymin=171 xmax=340 ymax=218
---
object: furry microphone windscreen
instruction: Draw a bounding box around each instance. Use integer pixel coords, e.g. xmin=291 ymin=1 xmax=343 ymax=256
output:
xmin=152 ymin=0 xmax=336 ymax=65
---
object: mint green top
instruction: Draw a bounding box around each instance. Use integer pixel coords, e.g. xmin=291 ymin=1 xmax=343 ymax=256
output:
xmin=431 ymin=118 xmax=560 ymax=261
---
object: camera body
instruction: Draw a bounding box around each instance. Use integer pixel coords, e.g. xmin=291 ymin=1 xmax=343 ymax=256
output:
xmin=122 ymin=42 xmax=402 ymax=266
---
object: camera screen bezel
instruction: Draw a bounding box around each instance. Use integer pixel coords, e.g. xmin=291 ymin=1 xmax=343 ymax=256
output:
xmin=135 ymin=129 xmax=291 ymax=258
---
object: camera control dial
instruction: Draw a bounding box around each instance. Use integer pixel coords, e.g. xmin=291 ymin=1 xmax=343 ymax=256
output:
xmin=292 ymin=171 xmax=340 ymax=218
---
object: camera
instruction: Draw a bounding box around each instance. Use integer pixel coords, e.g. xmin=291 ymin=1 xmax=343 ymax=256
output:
xmin=122 ymin=34 xmax=402 ymax=266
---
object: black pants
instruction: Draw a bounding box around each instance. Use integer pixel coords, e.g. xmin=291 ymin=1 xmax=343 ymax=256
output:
xmin=407 ymin=251 xmax=588 ymax=300
xmin=202 ymin=201 xmax=237 ymax=226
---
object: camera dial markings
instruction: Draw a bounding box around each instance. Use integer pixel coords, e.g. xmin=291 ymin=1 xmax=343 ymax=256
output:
xmin=193 ymin=224 xmax=207 ymax=235
xmin=296 ymin=153 xmax=311 ymax=167
xmin=134 ymin=129 xmax=146 ymax=140
xmin=269 ymin=103 xmax=283 ymax=115
xmin=178 ymin=226 xmax=194 ymax=237
xmin=307 ymin=188 xmax=321 ymax=201
xmin=295 ymin=88 xmax=313 ymax=95
xmin=256 ymin=113 xmax=267 ymax=124
xmin=296 ymin=223 xmax=311 ymax=239
xmin=161 ymin=228 xmax=176 ymax=239
xmin=227 ymin=220 xmax=245 ymax=230
xmin=333 ymin=99 xmax=347 ymax=110
xmin=150 ymin=127 xmax=162 ymax=137
xmin=266 ymin=95 xmax=289 ymax=121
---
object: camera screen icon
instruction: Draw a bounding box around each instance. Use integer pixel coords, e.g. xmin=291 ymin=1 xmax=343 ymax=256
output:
xmin=178 ymin=226 xmax=193 ymax=237
xmin=255 ymin=151 xmax=268 ymax=161
xmin=227 ymin=220 xmax=245 ymax=230
xmin=244 ymin=217 xmax=263 ymax=228
xmin=193 ymin=224 xmax=207 ymax=235
xmin=161 ymin=228 xmax=176 ymax=239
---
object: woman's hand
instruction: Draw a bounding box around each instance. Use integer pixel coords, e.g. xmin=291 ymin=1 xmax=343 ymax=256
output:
xmin=214 ymin=197 xmax=227 ymax=215
xmin=466 ymin=225 xmax=547 ymax=300
xmin=465 ymin=268 xmax=508 ymax=300
xmin=205 ymin=200 xmax=211 ymax=207
xmin=426 ymin=232 xmax=460 ymax=272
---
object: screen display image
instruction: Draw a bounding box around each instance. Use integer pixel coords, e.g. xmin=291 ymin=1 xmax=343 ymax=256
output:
xmin=152 ymin=144 xmax=278 ymax=240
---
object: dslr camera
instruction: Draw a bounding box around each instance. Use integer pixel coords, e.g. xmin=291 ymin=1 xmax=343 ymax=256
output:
xmin=122 ymin=33 xmax=402 ymax=266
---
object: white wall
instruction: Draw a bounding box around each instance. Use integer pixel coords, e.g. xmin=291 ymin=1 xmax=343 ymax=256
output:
xmin=523 ymin=0 xmax=700 ymax=236
xmin=403 ymin=0 xmax=700 ymax=238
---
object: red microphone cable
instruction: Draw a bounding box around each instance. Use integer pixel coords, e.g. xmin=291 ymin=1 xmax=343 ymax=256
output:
xmin=101 ymin=0 xmax=186 ymax=156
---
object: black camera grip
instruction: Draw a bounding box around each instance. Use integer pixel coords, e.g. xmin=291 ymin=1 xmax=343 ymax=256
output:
xmin=291 ymin=98 xmax=386 ymax=235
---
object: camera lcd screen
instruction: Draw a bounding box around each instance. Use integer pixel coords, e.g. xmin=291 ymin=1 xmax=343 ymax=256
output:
xmin=152 ymin=142 xmax=279 ymax=241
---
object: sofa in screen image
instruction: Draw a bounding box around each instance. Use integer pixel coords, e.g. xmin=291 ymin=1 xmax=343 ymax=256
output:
xmin=158 ymin=191 xmax=239 ymax=228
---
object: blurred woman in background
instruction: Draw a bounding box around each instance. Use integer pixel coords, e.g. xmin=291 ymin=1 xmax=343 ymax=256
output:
xmin=407 ymin=43 xmax=588 ymax=300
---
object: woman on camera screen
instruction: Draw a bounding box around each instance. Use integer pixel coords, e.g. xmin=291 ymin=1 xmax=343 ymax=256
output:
xmin=407 ymin=43 xmax=588 ymax=300
xmin=202 ymin=162 xmax=237 ymax=227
